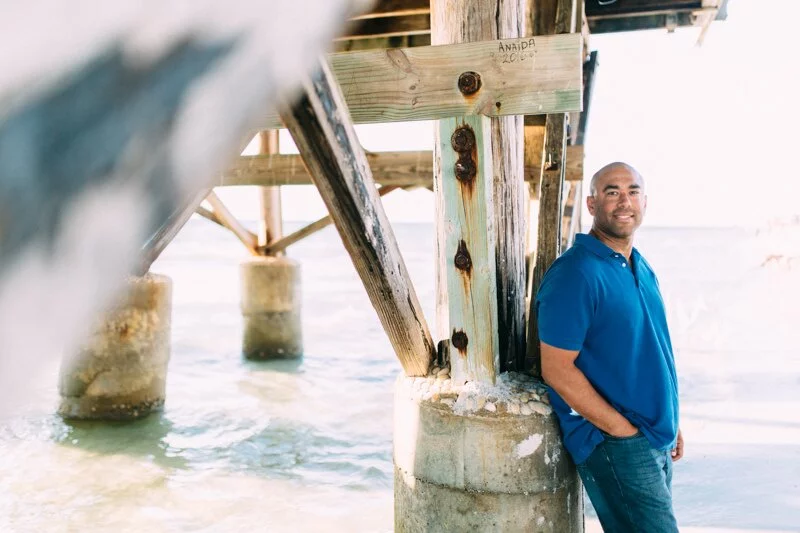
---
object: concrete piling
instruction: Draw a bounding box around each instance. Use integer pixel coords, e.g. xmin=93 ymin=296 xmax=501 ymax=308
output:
xmin=58 ymin=273 xmax=172 ymax=420
xmin=240 ymin=256 xmax=303 ymax=360
xmin=394 ymin=374 xmax=583 ymax=533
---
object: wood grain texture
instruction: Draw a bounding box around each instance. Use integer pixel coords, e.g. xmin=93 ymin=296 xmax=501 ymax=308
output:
xmin=260 ymin=33 xmax=582 ymax=128
xmin=220 ymin=146 xmax=582 ymax=186
xmin=527 ymin=112 xmax=567 ymax=376
xmin=280 ymin=57 xmax=435 ymax=377
xmin=525 ymin=0 xmax=577 ymax=377
xmin=438 ymin=116 xmax=499 ymax=385
xmin=257 ymin=130 xmax=283 ymax=252
xmin=431 ymin=0 xmax=528 ymax=377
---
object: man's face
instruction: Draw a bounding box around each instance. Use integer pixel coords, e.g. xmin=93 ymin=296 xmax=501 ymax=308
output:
xmin=587 ymin=166 xmax=647 ymax=238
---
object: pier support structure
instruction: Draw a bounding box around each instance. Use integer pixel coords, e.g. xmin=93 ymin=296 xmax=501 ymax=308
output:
xmin=58 ymin=274 xmax=172 ymax=420
xmin=240 ymin=130 xmax=304 ymax=360
xmin=394 ymin=0 xmax=583 ymax=531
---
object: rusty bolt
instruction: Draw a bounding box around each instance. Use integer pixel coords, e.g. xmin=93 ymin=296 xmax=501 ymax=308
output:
xmin=451 ymin=127 xmax=475 ymax=152
xmin=451 ymin=330 xmax=469 ymax=352
xmin=454 ymin=158 xmax=476 ymax=182
xmin=458 ymin=71 xmax=482 ymax=96
xmin=454 ymin=240 xmax=472 ymax=272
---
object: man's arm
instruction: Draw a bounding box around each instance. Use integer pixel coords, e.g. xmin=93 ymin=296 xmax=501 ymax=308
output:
xmin=541 ymin=341 xmax=638 ymax=437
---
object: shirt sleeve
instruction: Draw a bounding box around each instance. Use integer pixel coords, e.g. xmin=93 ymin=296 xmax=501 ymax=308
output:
xmin=535 ymin=262 xmax=595 ymax=352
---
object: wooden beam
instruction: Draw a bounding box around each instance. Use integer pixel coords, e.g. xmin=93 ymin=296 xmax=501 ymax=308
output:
xmin=221 ymin=146 xmax=583 ymax=186
xmin=437 ymin=116 xmax=500 ymax=385
xmin=576 ymin=51 xmax=598 ymax=146
xmin=261 ymin=34 xmax=582 ymax=129
xmin=431 ymin=0 xmax=527 ymax=383
xmin=585 ymin=1 xmax=701 ymax=18
xmin=263 ymin=185 xmax=402 ymax=256
xmin=588 ymin=11 xmax=695 ymax=33
xmin=138 ymin=188 xmax=210 ymax=275
xmin=560 ymin=179 xmax=579 ymax=250
xmin=526 ymin=0 xmax=577 ymax=377
xmin=280 ymin=57 xmax=435 ymax=377
xmin=257 ymin=130 xmax=283 ymax=254
xmin=341 ymin=14 xmax=431 ymax=40
xmin=567 ymin=181 xmax=583 ymax=247
xmin=205 ymin=191 xmax=259 ymax=254
xmin=195 ymin=205 xmax=224 ymax=228
xmin=334 ymin=34 xmax=431 ymax=53
xmin=352 ymin=0 xmax=430 ymax=20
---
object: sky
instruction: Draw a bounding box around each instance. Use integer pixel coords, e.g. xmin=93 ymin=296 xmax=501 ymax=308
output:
xmin=220 ymin=0 xmax=800 ymax=229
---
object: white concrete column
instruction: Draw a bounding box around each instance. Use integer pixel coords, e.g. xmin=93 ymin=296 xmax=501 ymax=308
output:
xmin=240 ymin=256 xmax=302 ymax=359
xmin=394 ymin=372 xmax=582 ymax=532
xmin=58 ymin=273 xmax=172 ymax=420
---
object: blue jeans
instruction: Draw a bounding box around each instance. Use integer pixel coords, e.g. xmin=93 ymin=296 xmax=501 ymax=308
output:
xmin=576 ymin=432 xmax=678 ymax=533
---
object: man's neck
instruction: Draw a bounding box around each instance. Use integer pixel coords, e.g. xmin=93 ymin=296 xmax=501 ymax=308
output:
xmin=589 ymin=227 xmax=634 ymax=258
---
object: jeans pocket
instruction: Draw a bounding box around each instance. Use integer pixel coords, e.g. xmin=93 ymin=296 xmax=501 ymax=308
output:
xmin=601 ymin=430 xmax=642 ymax=441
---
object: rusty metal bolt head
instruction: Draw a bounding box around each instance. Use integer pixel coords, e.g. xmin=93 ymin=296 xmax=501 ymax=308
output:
xmin=451 ymin=330 xmax=469 ymax=352
xmin=454 ymin=158 xmax=476 ymax=182
xmin=454 ymin=251 xmax=472 ymax=271
xmin=451 ymin=127 xmax=475 ymax=152
xmin=458 ymin=71 xmax=482 ymax=96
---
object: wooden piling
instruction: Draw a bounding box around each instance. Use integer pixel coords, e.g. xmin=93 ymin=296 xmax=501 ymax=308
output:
xmin=257 ymin=130 xmax=283 ymax=254
xmin=431 ymin=0 xmax=528 ymax=383
xmin=526 ymin=0 xmax=578 ymax=377
xmin=437 ymin=116 xmax=500 ymax=385
xmin=280 ymin=57 xmax=435 ymax=377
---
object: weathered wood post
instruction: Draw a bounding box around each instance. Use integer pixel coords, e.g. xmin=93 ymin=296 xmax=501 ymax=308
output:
xmin=527 ymin=0 xmax=578 ymax=377
xmin=240 ymin=130 xmax=303 ymax=360
xmin=394 ymin=1 xmax=582 ymax=531
xmin=280 ymin=57 xmax=436 ymax=377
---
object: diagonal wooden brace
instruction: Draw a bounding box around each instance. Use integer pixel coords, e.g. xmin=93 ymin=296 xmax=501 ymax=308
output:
xmin=280 ymin=57 xmax=436 ymax=377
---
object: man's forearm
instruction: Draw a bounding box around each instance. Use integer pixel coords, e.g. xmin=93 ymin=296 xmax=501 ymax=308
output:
xmin=545 ymin=364 xmax=637 ymax=436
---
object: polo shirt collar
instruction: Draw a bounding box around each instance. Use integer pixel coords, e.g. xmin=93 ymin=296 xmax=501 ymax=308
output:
xmin=574 ymin=233 xmax=641 ymax=261
xmin=574 ymin=233 xmax=615 ymax=257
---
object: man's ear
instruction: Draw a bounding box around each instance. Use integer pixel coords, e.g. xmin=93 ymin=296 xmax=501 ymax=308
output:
xmin=586 ymin=195 xmax=596 ymax=216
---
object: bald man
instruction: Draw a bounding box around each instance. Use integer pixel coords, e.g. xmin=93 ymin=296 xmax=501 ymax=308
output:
xmin=535 ymin=162 xmax=683 ymax=532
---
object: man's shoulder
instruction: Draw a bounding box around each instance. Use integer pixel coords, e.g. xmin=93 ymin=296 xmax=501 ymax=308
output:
xmin=539 ymin=246 xmax=600 ymax=294
xmin=548 ymin=244 xmax=601 ymax=278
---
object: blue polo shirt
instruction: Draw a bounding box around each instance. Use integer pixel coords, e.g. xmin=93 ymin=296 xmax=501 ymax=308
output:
xmin=535 ymin=233 xmax=679 ymax=464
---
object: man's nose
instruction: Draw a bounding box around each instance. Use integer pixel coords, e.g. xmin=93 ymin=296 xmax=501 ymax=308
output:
xmin=617 ymin=193 xmax=632 ymax=206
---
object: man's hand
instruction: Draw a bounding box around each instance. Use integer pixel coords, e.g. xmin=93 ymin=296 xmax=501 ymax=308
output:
xmin=671 ymin=428 xmax=684 ymax=462
xmin=609 ymin=418 xmax=639 ymax=438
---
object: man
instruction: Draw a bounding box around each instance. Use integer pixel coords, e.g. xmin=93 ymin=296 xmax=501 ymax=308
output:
xmin=536 ymin=162 xmax=683 ymax=533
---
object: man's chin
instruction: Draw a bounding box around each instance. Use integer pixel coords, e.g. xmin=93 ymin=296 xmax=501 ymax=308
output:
xmin=608 ymin=224 xmax=639 ymax=239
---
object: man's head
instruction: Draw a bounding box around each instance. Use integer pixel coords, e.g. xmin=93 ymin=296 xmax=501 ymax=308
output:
xmin=587 ymin=162 xmax=647 ymax=239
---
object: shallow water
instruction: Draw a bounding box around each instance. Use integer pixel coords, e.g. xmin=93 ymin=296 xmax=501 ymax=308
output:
xmin=1 ymin=221 xmax=799 ymax=532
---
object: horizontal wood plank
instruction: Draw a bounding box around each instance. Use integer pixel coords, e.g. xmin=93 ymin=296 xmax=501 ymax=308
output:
xmin=220 ymin=145 xmax=583 ymax=186
xmin=262 ymin=34 xmax=582 ymax=128
xmin=341 ymin=14 xmax=431 ymax=40
xmin=352 ymin=0 xmax=430 ymax=20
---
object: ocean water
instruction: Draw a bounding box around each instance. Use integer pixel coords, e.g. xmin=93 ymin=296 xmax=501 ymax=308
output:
xmin=1 ymin=220 xmax=798 ymax=532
